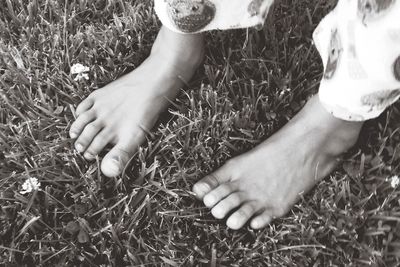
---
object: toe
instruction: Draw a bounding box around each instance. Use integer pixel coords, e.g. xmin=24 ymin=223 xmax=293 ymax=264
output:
xmin=193 ymin=163 xmax=233 ymax=199
xmin=101 ymin=151 xmax=124 ymax=177
xmin=101 ymin=130 xmax=145 ymax=177
xmin=226 ymin=202 xmax=259 ymax=230
xmin=250 ymin=211 xmax=272 ymax=230
xmin=83 ymin=130 xmax=114 ymax=160
xmin=75 ymin=97 xmax=94 ymax=117
xmin=69 ymin=110 xmax=96 ymax=139
xmin=203 ymin=182 xmax=238 ymax=208
xmin=74 ymin=121 xmax=103 ymax=153
xmin=211 ymin=192 xmax=244 ymax=219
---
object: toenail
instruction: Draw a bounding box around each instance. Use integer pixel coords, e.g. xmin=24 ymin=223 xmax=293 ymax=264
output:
xmin=204 ymin=194 xmax=216 ymax=207
xmin=75 ymin=143 xmax=84 ymax=152
xmin=227 ymin=218 xmax=239 ymax=229
xmin=212 ymin=207 xmax=224 ymax=218
xmin=251 ymin=220 xmax=261 ymax=229
xmin=70 ymin=132 xmax=78 ymax=139
xmin=108 ymin=161 xmax=120 ymax=173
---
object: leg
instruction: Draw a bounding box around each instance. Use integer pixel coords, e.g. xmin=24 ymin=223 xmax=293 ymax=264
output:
xmin=193 ymin=0 xmax=400 ymax=230
xmin=193 ymin=95 xmax=363 ymax=230
xmin=69 ymin=26 xmax=204 ymax=177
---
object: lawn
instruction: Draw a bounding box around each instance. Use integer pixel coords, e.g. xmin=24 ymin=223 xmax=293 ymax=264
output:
xmin=1 ymin=0 xmax=400 ymax=265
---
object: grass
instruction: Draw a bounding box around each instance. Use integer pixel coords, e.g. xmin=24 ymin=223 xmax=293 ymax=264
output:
xmin=1 ymin=0 xmax=400 ymax=265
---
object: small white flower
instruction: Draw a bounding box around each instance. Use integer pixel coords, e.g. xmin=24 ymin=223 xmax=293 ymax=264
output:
xmin=71 ymin=63 xmax=89 ymax=74
xmin=73 ymin=73 xmax=89 ymax=81
xmin=70 ymin=63 xmax=90 ymax=81
xmin=386 ymin=175 xmax=400 ymax=188
xmin=20 ymin=177 xmax=41 ymax=194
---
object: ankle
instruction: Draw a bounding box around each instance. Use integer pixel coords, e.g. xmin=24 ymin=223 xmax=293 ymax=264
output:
xmin=151 ymin=26 xmax=205 ymax=72
xmin=326 ymin=120 xmax=362 ymax=156
xmin=288 ymin=95 xmax=363 ymax=156
xmin=306 ymin=96 xmax=363 ymax=155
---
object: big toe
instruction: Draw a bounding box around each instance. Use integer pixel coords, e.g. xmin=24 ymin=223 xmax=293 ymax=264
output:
xmin=100 ymin=131 xmax=145 ymax=177
xmin=101 ymin=150 xmax=126 ymax=177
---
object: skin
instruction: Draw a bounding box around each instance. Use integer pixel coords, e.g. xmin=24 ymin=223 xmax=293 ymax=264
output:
xmin=192 ymin=96 xmax=363 ymax=229
xmin=70 ymin=26 xmax=363 ymax=229
xmin=69 ymin=27 xmax=204 ymax=177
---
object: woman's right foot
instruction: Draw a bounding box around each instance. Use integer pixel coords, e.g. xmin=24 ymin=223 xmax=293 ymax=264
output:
xmin=69 ymin=27 xmax=204 ymax=177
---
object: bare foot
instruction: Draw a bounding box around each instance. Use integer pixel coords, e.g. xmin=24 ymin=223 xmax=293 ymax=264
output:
xmin=69 ymin=27 xmax=204 ymax=177
xmin=193 ymin=95 xmax=363 ymax=230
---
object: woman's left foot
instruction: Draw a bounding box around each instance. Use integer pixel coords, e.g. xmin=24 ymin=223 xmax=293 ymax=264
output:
xmin=193 ymin=95 xmax=363 ymax=230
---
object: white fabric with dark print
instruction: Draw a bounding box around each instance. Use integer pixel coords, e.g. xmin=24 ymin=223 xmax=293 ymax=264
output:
xmin=316 ymin=0 xmax=400 ymax=121
xmin=154 ymin=0 xmax=400 ymax=121
xmin=154 ymin=0 xmax=273 ymax=33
